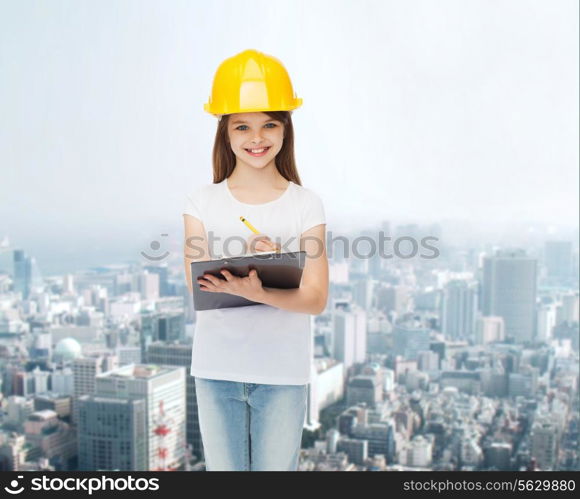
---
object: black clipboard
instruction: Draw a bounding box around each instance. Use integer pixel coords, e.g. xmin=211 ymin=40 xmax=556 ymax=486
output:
xmin=190 ymin=250 xmax=306 ymax=311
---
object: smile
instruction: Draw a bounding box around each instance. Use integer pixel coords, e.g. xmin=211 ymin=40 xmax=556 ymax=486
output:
xmin=244 ymin=146 xmax=270 ymax=157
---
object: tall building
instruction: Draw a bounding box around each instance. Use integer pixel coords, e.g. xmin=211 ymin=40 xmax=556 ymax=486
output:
xmin=376 ymin=285 xmax=410 ymax=318
xmin=138 ymin=271 xmax=160 ymax=300
xmin=393 ymin=323 xmax=430 ymax=361
xmin=309 ymin=359 xmax=345 ymax=430
xmin=536 ymin=303 xmax=557 ymax=343
xmin=79 ymin=364 xmax=187 ymax=471
xmin=140 ymin=311 xmax=185 ymax=360
xmin=144 ymin=264 xmax=169 ymax=297
xmin=146 ymin=342 xmax=203 ymax=461
xmin=404 ymin=435 xmax=433 ymax=468
xmin=475 ymin=316 xmax=505 ymax=345
xmin=353 ymin=278 xmax=375 ymax=311
xmin=557 ymin=292 xmax=579 ymax=325
xmin=544 ymin=241 xmax=573 ymax=281
xmin=72 ymin=354 xmax=118 ymax=424
xmin=481 ymin=249 xmax=538 ymax=343
xmin=360 ymin=226 xmax=390 ymax=280
xmin=78 ymin=396 xmax=147 ymax=471
xmin=332 ymin=304 xmax=367 ymax=370
xmin=62 ymin=274 xmax=75 ymax=295
xmin=346 ymin=375 xmax=382 ymax=408
xmin=531 ymin=419 xmax=560 ymax=470
xmin=440 ymin=280 xmax=478 ymax=341
xmin=13 ymin=250 xmax=31 ymax=299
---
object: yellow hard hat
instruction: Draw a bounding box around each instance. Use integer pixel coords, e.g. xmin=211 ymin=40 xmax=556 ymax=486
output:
xmin=204 ymin=49 xmax=303 ymax=116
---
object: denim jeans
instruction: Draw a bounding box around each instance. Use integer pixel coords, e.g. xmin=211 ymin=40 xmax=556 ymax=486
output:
xmin=194 ymin=376 xmax=308 ymax=471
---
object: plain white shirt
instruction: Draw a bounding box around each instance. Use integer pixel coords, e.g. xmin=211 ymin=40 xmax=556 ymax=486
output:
xmin=183 ymin=178 xmax=326 ymax=385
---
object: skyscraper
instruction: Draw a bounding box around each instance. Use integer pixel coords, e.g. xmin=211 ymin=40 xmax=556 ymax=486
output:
xmin=144 ymin=264 xmax=169 ymax=296
xmin=440 ymin=280 xmax=478 ymax=341
xmin=13 ymin=249 xmax=31 ymax=299
xmin=77 ymin=396 xmax=147 ymax=471
xmin=531 ymin=419 xmax=560 ymax=470
xmin=146 ymin=342 xmax=203 ymax=462
xmin=140 ymin=311 xmax=185 ymax=360
xmin=332 ymin=304 xmax=367 ymax=370
xmin=393 ymin=323 xmax=431 ymax=361
xmin=481 ymin=249 xmax=538 ymax=343
xmin=544 ymin=241 xmax=573 ymax=281
xmin=87 ymin=364 xmax=187 ymax=471
xmin=72 ymin=354 xmax=118 ymax=424
xmin=475 ymin=316 xmax=505 ymax=345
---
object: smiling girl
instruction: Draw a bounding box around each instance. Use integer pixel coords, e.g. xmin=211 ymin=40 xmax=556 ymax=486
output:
xmin=183 ymin=49 xmax=328 ymax=471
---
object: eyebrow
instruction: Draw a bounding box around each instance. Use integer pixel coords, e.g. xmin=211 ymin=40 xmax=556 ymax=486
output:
xmin=230 ymin=118 xmax=278 ymax=125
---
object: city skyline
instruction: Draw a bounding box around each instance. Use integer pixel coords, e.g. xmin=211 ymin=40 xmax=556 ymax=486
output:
xmin=1 ymin=232 xmax=577 ymax=471
xmin=0 ymin=0 xmax=578 ymax=474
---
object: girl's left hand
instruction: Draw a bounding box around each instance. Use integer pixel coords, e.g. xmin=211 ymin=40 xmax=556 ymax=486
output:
xmin=197 ymin=268 xmax=264 ymax=302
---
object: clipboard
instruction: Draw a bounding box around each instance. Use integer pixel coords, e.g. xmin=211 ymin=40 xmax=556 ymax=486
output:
xmin=190 ymin=250 xmax=306 ymax=311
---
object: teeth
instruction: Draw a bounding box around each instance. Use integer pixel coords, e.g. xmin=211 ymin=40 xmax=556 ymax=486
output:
xmin=247 ymin=147 xmax=267 ymax=153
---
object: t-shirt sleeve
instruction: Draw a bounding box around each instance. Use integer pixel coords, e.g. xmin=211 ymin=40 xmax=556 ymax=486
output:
xmin=301 ymin=190 xmax=326 ymax=233
xmin=183 ymin=187 xmax=203 ymax=220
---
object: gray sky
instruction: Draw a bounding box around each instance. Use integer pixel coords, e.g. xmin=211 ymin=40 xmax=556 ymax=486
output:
xmin=1 ymin=0 xmax=578 ymax=273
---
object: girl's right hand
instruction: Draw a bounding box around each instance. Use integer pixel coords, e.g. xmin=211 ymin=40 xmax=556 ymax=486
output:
xmin=246 ymin=233 xmax=281 ymax=253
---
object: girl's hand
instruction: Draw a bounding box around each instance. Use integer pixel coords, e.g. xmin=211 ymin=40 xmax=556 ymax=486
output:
xmin=246 ymin=233 xmax=281 ymax=253
xmin=197 ymin=268 xmax=264 ymax=302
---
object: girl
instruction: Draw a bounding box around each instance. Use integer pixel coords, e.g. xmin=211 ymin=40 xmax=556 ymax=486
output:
xmin=183 ymin=49 xmax=328 ymax=471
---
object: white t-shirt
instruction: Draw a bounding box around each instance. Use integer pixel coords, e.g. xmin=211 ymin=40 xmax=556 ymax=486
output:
xmin=182 ymin=178 xmax=326 ymax=385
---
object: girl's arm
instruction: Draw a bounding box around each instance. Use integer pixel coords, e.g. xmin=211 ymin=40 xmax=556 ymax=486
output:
xmin=183 ymin=214 xmax=211 ymax=294
xmin=255 ymin=223 xmax=328 ymax=315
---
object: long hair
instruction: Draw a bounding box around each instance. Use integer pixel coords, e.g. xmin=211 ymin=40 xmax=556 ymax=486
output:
xmin=211 ymin=111 xmax=302 ymax=186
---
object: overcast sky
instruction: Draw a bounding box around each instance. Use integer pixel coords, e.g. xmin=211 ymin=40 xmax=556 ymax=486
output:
xmin=1 ymin=0 xmax=578 ymax=273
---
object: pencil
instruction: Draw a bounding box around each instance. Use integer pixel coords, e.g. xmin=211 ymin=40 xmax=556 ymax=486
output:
xmin=240 ymin=216 xmax=280 ymax=253
xmin=240 ymin=216 xmax=260 ymax=234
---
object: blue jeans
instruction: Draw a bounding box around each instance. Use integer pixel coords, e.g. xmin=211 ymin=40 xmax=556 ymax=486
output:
xmin=194 ymin=376 xmax=308 ymax=471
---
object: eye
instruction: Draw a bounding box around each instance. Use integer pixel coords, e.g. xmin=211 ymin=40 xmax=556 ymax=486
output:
xmin=235 ymin=123 xmax=278 ymax=131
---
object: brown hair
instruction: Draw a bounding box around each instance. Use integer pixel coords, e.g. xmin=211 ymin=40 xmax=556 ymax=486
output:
xmin=211 ymin=111 xmax=302 ymax=186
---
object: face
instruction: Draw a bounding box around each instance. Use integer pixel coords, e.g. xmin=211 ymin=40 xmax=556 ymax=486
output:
xmin=227 ymin=112 xmax=284 ymax=169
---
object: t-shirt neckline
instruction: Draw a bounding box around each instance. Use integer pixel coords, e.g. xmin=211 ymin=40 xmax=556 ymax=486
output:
xmin=223 ymin=178 xmax=293 ymax=207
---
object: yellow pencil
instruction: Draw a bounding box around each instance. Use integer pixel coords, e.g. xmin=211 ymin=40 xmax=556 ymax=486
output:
xmin=240 ymin=216 xmax=260 ymax=234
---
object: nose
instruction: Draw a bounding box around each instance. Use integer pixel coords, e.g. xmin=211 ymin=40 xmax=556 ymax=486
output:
xmin=251 ymin=137 xmax=263 ymax=145
xmin=250 ymin=130 xmax=266 ymax=145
